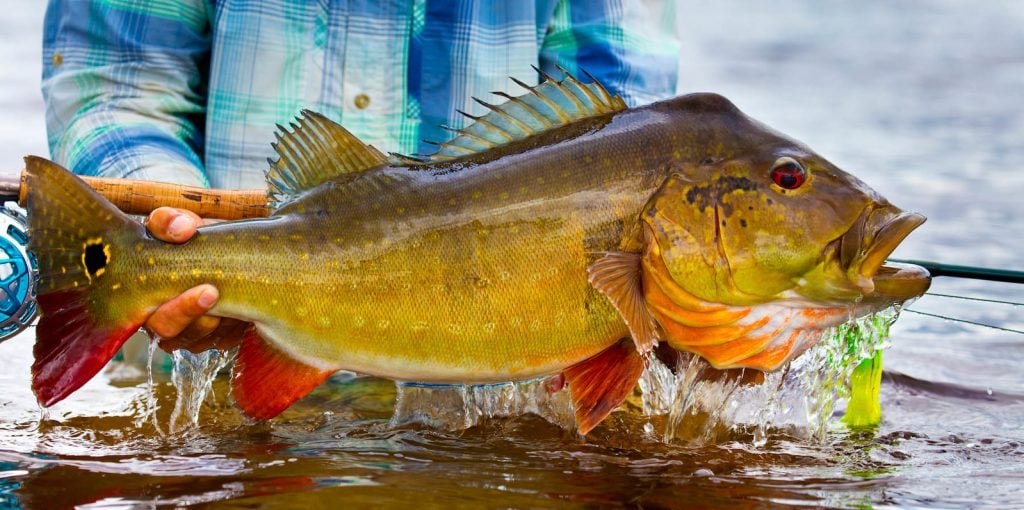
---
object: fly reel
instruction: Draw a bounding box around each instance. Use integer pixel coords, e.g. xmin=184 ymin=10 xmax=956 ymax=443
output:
xmin=0 ymin=203 xmax=37 ymax=342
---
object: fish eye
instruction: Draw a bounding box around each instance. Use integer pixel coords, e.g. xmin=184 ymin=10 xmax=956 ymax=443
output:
xmin=769 ymin=157 xmax=807 ymax=190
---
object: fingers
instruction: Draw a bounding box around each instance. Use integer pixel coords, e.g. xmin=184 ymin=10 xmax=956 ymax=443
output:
xmin=145 ymin=284 xmax=219 ymax=339
xmin=146 ymin=207 xmax=204 ymax=243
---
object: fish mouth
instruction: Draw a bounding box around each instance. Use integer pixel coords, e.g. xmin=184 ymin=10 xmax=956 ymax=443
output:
xmin=840 ymin=205 xmax=928 ymax=298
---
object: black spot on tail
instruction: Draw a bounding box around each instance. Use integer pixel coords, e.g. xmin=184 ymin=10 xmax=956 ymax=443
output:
xmin=84 ymin=242 xmax=107 ymax=277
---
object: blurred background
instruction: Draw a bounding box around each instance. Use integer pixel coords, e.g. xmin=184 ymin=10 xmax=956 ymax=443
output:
xmin=1 ymin=1 xmax=1022 ymax=507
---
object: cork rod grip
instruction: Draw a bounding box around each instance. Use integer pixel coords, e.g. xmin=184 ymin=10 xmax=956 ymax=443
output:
xmin=18 ymin=171 xmax=270 ymax=220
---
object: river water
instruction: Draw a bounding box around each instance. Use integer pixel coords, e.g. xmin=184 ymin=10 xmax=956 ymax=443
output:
xmin=1 ymin=1 xmax=1022 ymax=508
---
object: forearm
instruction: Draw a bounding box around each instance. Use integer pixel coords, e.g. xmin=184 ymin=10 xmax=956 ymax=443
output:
xmin=42 ymin=0 xmax=212 ymax=187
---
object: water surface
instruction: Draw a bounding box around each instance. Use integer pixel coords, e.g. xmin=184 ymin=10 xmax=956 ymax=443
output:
xmin=1 ymin=1 xmax=1022 ymax=507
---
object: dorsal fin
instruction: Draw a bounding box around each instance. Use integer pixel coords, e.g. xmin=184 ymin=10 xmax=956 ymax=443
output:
xmin=418 ymin=67 xmax=627 ymax=163
xmin=265 ymin=110 xmax=388 ymax=208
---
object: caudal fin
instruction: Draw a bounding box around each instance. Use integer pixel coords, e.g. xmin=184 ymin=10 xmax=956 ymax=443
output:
xmin=24 ymin=156 xmax=148 ymax=406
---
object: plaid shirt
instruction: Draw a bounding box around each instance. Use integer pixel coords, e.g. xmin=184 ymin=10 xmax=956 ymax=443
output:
xmin=42 ymin=0 xmax=680 ymax=189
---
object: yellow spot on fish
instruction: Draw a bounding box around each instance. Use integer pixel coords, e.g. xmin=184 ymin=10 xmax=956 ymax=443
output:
xmin=147 ymin=257 xmax=155 ymax=266
xmin=353 ymin=316 xmax=366 ymax=328
xmin=377 ymin=319 xmax=390 ymax=330
xmin=270 ymin=298 xmax=278 ymax=306
xmin=471 ymin=191 xmax=482 ymax=200
xmin=299 ymin=252 xmax=310 ymax=261
xmin=411 ymin=321 xmax=428 ymax=332
xmin=134 ymin=243 xmax=143 ymax=253
xmin=60 ymin=266 xmax=66 ymax=274
xmin=499 ymin=271 xmax=511 ymax=281
xmin=191 ymin=269 xmax=202 ymax=277
xmin=448 ymin=324 xmax=463 ymax=335
xmin=169 ymin=272 xmax=179 ymax=281
xmin=111 ymin=283 xmax=121 ymax=290
xmin=137 ymin=274 xmax=146 ymax=283
xmin=530 ymin=273 xmax=541 ymax=282
xmin=226 ymin=234 xmax=235 ymax=241
xmin=499 ymin=192 xmax=510 ymax=200
xmin=483 ymin=322 xmax=496 ymax=333
xmin=258 ymin=235 xmax=270 ymax=242
xmin=290 ymin=234 xmax=303 ymax=241
xmin=318 ymin=316 xmax=332 ymax=329
xmin=530 ymin=319 xmax=541 ymax=332
xmin=296 ymin=307 xmax=308 ymax=318
xmin=397 ymin=207 xmax=406 ymax=214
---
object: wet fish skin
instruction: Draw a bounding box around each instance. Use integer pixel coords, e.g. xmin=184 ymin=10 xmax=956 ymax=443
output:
xmin=25 ymin=81 xmax=927 ymax=433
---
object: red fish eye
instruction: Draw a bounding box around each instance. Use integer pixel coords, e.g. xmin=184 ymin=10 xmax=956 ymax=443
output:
xmin=770 ymin=158 xmax=806 ymax=189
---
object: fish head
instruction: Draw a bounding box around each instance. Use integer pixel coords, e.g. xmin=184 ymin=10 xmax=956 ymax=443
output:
xmin=642 ymin=128 xmax=928 ymax=309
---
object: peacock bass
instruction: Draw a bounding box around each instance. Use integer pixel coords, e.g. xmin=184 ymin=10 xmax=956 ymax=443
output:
xmin=25 ymin=71 xmax=930 ymax=434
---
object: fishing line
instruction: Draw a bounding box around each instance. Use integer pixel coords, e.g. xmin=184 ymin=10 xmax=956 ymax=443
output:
xmin=902 ymin=308 xmax=1024 ymax=335
xmin=923 ymin=292 xmax=1024 ymax=307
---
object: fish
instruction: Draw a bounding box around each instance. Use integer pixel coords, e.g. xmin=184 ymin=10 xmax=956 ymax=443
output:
xmin=24 ymin=70 xmax=930 ymax=434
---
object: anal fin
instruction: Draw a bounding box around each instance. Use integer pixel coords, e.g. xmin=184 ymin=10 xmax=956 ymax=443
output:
xmin=563 ymin=338 xmax=646 ymax=435
xmin=231 ymin=327 xmax=335 ymax=420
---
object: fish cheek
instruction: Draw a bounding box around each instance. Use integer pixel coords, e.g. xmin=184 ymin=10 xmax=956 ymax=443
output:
xmin=718 ymin=191 xmax=807 ymax=298
xmin=642 ymin=199 xmax=721 ymax=303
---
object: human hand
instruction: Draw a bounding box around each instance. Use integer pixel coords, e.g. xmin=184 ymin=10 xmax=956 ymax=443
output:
xmin=144 ymin=207 xmax=245 ymax=353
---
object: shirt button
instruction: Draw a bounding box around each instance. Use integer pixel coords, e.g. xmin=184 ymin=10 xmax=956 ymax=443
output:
xmin=52 ymin=52 xmax=63 ymax=67
xmin=354 ymin=94 xmax=370 ymax=109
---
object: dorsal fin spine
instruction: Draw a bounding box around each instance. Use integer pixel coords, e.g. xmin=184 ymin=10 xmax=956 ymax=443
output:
xmin=556 ymin=66 xmax=609 ymax=113
xmin=474 ymin=97 xmax=534 ymax=135
xmin=468 ymin=116 xmax=514 ymax=142
xmin=533 ymin=65 xmax=587 ymax=114
xmin=493 ymin=92 xmax=554 ymax=128
xmin=265 ymin=111 xmax=388 ymax=209
xmin=407 ymin=69 xmax=626 ymax=163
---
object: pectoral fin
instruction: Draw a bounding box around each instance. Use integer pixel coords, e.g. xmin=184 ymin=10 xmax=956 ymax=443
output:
xmin=563 ymin=337 xmax=645 ymax=435
xmin=587 ymin=251 xmax=659 ymax=354
xmin=231 ymin=327 xmax=335 ymax=420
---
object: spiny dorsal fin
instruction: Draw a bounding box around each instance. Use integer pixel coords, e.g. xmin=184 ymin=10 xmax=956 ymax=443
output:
xmin=265 ymin=110 xmax=388 ymax=207
xmin=420 ymin=67 xmax=627 ymax=163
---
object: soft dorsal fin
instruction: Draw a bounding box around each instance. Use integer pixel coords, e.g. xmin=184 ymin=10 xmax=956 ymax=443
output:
xmin=265 ymin=110 xmax=388 ymax=208
xmin=416 ymin=67 xmax=627 ymax=163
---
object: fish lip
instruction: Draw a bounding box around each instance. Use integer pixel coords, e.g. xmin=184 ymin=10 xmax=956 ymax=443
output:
xmin=849 ymin=208 xmax=927 ymax=294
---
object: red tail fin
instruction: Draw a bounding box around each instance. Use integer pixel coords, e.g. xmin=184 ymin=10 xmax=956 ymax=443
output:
xmin=32 ymin=290 xmax=144 ymax=406
xmin=24 ymin=157 xmax=148 ymax=406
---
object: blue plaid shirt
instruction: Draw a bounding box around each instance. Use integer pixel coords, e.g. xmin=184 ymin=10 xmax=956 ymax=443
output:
xmin=42 ymin=1 xmax=680 ymax=189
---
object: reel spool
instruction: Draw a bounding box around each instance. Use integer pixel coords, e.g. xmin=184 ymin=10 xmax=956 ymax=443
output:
xmin=0 ymin=203 xmax=37 ymax=342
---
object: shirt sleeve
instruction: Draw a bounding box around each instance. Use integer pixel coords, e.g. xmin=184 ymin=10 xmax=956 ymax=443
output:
xmin=539 ymin=0 xmax=680 ymax=107
xmin=42 ymin=0 xmax=212 ymax=187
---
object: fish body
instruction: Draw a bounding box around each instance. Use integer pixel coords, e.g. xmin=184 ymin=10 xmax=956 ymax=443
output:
xmin=26 ymin=73 xmax=929 ymax=433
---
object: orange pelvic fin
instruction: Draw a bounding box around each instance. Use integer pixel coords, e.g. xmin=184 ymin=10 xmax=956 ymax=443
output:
xmin=32 ymin=289 xmax=145 ymax=406
xmin=563 ymin=337 xmax=646 ymax=435
xmin=231 ymin=328 xmax=335 ymax=420
xmin=587 ymin=251 xmax=659 ymax=354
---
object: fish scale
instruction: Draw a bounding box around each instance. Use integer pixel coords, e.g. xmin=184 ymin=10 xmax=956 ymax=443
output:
xmin=24 ymin=72 xmax=929 ymax=434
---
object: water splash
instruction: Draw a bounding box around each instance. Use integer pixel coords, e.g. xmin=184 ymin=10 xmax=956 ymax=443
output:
xmin=390 ymin=378 xmax=575 ymax=431
xmin=168 ymin=349 xmax=235 ymax=434
xmin=640 ymin=306 xmax=903 ymax=445
xmin=385 ymin=308 xmax=902 ymax=444
xmin=133 ymin=338 xmax=166 ymax=436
